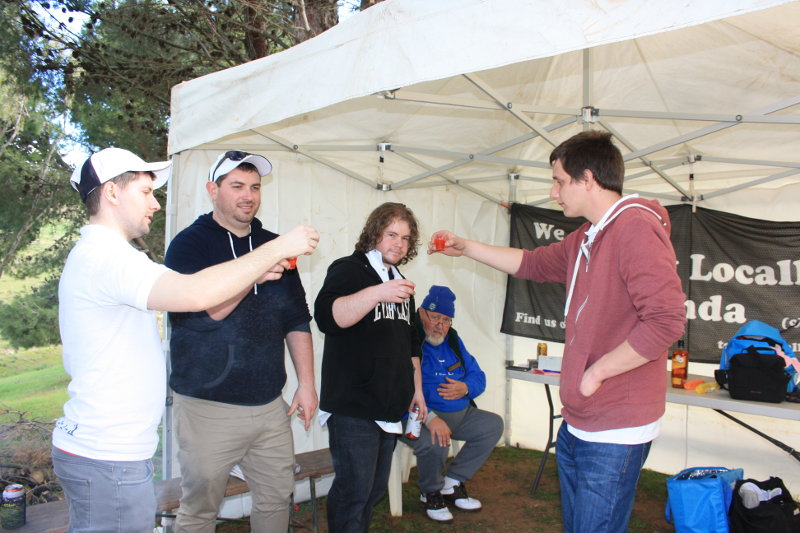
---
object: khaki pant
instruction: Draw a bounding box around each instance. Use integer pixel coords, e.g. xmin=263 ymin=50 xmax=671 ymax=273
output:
xmin=173 ymin=394 xmax=294 ymax=533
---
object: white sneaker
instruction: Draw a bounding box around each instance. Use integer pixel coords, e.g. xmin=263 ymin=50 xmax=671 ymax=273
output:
xmin=420 ymin=491 xmax=454 ymax=523
xmin=442 ymin=482 xmax=482 ymax=511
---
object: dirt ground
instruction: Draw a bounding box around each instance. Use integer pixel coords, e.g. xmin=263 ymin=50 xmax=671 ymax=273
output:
xmin=217 ymin=446 xmax=673 ymax=532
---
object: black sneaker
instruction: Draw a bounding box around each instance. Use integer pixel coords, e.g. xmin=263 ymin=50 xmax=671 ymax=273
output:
xmin=419 ymin=491 xmax=454 ymax=523
xmin=441 ymin=482 xmax=482 ymax=512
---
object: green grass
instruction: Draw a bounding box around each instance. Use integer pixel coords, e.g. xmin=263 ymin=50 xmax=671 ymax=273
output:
xmin=0 ymin=221 xmax=63 ymax=301
xmin=0 ymin=232 xmax=68 ymax=409
xmin=0 ymin=275 xmax=41 ymax=306
xmin=217 ymin=445 xmax=671 ymax=533
xmin=0 ymin=270 xmax=51 ymax=351
xmin=0 ymin=344 xmax=62 ymax=374
xmin=0 ymin=344 xmax=68 ymax=422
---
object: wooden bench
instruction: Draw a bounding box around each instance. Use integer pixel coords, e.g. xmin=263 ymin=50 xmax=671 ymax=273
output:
xmin=289 ymin=448 xmax=335 ymax=532
xmin=16 ymin=448 xmax=334 ymax=533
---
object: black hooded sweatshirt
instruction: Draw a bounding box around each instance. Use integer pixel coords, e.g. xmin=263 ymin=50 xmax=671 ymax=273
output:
xmin=165 ymin=213 xmax=311 ymax=405
xmin=314 ymin=251 xmax=419 ymax=422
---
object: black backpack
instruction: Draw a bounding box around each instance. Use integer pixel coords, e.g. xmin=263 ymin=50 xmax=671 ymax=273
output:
xmin=729 ymin=477 xmax=800 ymax=533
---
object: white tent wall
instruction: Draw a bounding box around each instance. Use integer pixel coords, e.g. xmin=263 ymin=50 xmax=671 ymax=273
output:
xmin=166 ymin=0 xmax=800 ymax=510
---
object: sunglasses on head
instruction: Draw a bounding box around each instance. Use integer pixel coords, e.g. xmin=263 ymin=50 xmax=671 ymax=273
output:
xmin=211 ymin=150 xmax=250 ymax=181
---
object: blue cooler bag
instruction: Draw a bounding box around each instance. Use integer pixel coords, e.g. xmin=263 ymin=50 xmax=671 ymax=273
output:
xmin=665 ymin=467 xmax=744 ymax=533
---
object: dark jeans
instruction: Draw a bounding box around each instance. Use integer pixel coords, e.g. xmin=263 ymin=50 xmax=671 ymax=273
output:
xmin=326 ymin=415 xmax=397 ymax=533
xmin=555 ymin=423 xmax=652 ymax=533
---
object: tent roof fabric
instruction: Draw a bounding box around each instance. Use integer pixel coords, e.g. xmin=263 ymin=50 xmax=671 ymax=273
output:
xmin=164 ymin=0 xmax=800 ymax=493
xmin=169 ymin=0 xmax=800 ymax=207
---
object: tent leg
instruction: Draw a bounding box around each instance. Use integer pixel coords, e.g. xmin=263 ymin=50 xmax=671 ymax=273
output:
xmin=714 ymin=409 xmax=800 ymax=462
xmin=530 ymin=384 xmax=562 ymax=495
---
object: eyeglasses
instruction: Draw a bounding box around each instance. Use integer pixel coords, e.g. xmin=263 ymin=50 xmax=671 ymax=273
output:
xmin=424 ymin=308 xmax=452 ymax=326
xmin=210 ymin=150 xmax=249 ymax=182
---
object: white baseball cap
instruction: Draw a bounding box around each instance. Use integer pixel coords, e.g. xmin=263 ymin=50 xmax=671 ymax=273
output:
xmin=208 ymin=150 xmax=272 ymax=182
xmin=70 ymin=147 xmax=171 ymax=202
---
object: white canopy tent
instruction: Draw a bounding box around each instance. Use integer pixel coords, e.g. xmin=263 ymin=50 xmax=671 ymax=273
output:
xmin=166 ymin=0 xmax=800 ymax=505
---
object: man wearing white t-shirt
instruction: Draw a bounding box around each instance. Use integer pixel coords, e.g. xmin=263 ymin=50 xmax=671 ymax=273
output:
xmin=52 ymin=148 xmax=319 ymax=533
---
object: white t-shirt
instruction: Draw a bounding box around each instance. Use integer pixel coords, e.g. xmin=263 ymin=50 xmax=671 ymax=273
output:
xmin=53 ymin=224 xmax=169 ymax=461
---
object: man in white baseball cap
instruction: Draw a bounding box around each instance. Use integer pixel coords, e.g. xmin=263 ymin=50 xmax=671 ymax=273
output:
xmin=208 ymin=149 xmax=272 ymax=183
xmin=53 ymin=147 xmax=320 ymax=532
xmin=166 ymin=149 xmax=317 ymax=532
xmin=70 ymin=147 xmax=171 ymax=203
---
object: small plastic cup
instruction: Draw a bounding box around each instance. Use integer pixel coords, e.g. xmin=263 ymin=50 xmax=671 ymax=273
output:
xmin=287 ymin=257 xmax=297 ymax=270
xmin=434 ymin=236 xmax=446 ymax=251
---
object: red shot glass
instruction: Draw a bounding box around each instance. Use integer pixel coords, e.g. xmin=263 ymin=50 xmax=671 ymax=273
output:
xmin=287 ymin=257 xmax=298 ymax=270
xmin=434 ymin=236 xmax=446 ymax=251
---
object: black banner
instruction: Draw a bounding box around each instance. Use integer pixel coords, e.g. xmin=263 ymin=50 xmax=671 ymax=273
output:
xmin=501 ymin=203 xmax=800 ymax=363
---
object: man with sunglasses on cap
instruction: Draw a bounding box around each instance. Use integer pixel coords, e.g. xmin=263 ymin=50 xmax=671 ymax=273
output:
xmin=53 ymin=147 xmax=318 ymax=533
xmin=401 ymin=285 xmax=503 ymax=523
xmin=164 ymin=150 xmax=317 ymax=532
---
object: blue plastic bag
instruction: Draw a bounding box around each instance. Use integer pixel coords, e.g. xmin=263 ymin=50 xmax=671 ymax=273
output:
xmin=665 ymin=467 xmax=744 ymax=533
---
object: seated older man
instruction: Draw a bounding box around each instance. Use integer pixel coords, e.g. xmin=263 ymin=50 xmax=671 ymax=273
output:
xmin=400 ymin=285 xmax=504 ymax=523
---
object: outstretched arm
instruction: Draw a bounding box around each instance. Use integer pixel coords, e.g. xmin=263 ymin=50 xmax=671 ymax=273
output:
xmin=149 ymin=225 xmax=318 ymax=312
xmin=428 ymin=230 xmax=524 ymax=275
xmin=206 ymin=259 xmax=292 ymax=320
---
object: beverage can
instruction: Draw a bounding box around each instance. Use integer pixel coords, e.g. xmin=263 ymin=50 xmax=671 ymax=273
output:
xmin=404 ymin=407 xmax=421 ymax=439
xmin=537 ymin=343 xmax=548 ymax=356
xmin=1 ymin=483 xmax=26 ymax=529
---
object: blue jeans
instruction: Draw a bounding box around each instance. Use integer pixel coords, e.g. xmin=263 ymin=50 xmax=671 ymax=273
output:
xmin=52 ymin=447 xmax=156 ymax=533
xmin=326 ymin=415 xmax=397 ymax=533
xmin=555 ymin=423 xmax=652 ymax=533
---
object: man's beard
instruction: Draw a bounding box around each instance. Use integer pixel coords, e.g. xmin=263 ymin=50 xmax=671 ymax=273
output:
xmin=426 ymin=332 xmax=445 ymax=346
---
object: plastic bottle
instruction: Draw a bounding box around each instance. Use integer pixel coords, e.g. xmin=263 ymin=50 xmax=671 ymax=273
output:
xmin=404 ymin=406 xmax=421 ymax=439
xmin=671 ymin=340 xmax=689 ymax=388
xmin=695 ymin=381 xmax=719 ymax=394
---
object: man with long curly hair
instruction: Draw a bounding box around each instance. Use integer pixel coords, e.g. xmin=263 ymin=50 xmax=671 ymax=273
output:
xmin=314 ymin=202 xmax=427 ymax=533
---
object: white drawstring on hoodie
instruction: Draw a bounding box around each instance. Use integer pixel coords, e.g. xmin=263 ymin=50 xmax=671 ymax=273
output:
xmin=563 ymin=195 xmax=665 ymax=318
xmin=227 ymin=225 xmax=257 ymax=295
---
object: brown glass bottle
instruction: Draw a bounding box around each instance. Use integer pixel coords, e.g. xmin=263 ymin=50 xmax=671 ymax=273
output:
xmin=671 ymin=340 xmax=689 ymax=388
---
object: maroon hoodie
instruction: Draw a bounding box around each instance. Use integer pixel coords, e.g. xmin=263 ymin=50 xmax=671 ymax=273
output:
xmin=516 ymin=197 xmax=686 ymax=432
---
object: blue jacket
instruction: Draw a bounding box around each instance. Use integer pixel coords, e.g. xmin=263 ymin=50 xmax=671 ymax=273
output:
xmin=416 ymin=312 xmax=486 ymax=413
xmin=165 ymin=213 xmax=311 ymax=405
